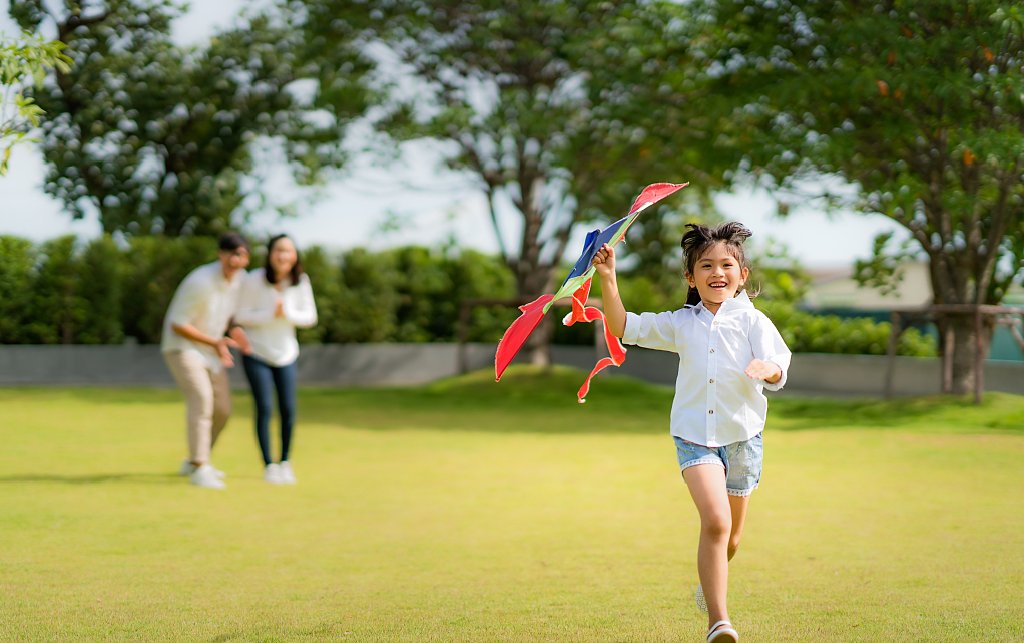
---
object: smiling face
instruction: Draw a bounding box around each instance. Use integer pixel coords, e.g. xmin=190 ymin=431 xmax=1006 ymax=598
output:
xmin=218 ymin=246 xmax=250 ymax=280
xmin=268 ymin=236 xmax=298 ymax=281
xmin=685 ymin=241 xmax=749 ymax=314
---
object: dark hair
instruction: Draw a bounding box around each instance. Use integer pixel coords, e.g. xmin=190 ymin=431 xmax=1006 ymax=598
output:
xmin=218 ymin=232 xmax=249 ymax=253
xmin=264 ymin=234 xmax=305 ymax=286
xmin=679 ymin=221 xmax=753 ymax=307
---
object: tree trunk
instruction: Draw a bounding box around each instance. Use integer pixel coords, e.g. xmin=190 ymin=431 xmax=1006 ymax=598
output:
xmin=525 ymin=316 xmax=554 ymax=367
xmin=938 ymin=314 xmax=993 ymax=395
xmin=513 ymin=257 xmax=556 ymax=368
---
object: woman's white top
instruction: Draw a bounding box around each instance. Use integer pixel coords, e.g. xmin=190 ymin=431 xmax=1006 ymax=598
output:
xmin=621 ymin=291 xmax=791 ymax=448
xmin=161 ymin=261 xmax=245 ymax=373
xmin=234 ymin=269 xmax=318 ymax=367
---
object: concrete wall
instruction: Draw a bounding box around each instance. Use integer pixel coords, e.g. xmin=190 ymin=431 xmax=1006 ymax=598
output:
xmin=0 ymin=343 xmax=1021 ymax=397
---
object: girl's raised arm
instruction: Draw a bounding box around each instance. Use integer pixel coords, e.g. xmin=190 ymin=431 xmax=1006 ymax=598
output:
xmin=593 ymin=243 xmax=626 ymax=338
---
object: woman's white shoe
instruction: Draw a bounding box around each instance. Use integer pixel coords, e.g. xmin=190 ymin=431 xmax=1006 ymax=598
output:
xmin=264 ymin=463 xmax=283 ymax=484
xmin=278 ymin=461 xmax=297 ymax=485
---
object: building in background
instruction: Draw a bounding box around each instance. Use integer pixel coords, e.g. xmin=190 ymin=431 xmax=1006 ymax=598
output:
xmin=801 ymin=262 xmax=1024 ymax=361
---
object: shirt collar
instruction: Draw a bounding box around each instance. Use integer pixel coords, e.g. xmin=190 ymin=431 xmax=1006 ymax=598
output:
xmin=692 ymin=290 xmax=754 ymax=318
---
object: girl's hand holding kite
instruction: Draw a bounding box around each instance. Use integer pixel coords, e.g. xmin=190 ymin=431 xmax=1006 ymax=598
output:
xmin=493 ymin=182 xmax=689 ymax=402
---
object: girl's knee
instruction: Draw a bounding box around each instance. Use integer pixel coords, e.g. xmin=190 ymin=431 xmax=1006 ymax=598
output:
xmin=701 ymin=513 xmax=732 ymax=540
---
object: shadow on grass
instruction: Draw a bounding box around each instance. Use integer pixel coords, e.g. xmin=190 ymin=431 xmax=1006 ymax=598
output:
xmin=9 ymin=366 xmax=1023 ymax=437
xmin=0 ymin=387 xmax=182 ymax=406
xmin=0 ymin=473 xmax=180 ymax=485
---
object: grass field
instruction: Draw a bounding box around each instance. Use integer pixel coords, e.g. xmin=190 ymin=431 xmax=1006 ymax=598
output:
xmin=2 ymin=366 xmax=1023 ymax=642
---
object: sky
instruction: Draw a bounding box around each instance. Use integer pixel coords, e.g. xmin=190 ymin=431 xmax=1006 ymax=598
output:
xmin=0 ymin=1 xmax=905 ymax=268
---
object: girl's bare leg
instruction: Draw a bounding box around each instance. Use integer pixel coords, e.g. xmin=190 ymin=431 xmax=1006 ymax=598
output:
xmin=683 ymin=464 xmax=732 ymax=629
xmin=727 ymin=494 xmax=751 ymax=561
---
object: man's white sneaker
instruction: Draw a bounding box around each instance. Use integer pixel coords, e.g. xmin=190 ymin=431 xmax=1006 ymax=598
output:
xmin=179 ymin=460 xmax=225 ymax=479
xmin=278 ymin=461 xmax=297 ymax=485
xmin=190 ymin=464 xmax=226 ymax=489
xmin=264 ymin=463 xmax=283 ymax=484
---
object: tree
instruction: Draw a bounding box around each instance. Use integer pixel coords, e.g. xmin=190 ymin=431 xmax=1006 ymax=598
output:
xmin=694 ymin=0 xmax=1024 ymax=394
xmin=9 ymin=0 xmax=373 ymax=236
xmin=0 ymin=236 xmax=37 ymax=342
xmin=0 ymin=31 xmax=70 ymax=174
xmin=77 ymin=236 xmax=125 ymax=344
xmin=301 ymin=0 xmax=720 ymax=362
xmin=23 ymin=235 xmax=86 ymax=344
xmin=119 ymin=235 xmax=215 ymax=343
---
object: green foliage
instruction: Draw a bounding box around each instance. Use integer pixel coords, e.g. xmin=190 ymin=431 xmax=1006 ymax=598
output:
xmin=329 ymin=246 xmax=516 ymax=344
xmin=0 ymin=233 xmax=933 ymax=355
xmin=0 ymin=235 xmax=37 ymax=342
xmin=854 ymin=232 xmax=922 ymax=297
xmin=446 ymin=249 xmax=518 ymax=342
xmin=0 ymin=31 xmax=71 ymax=174
xmin=10 ymin=0 xmax=373 ymax=236
xmin=314 ymin=0 xmax=719 ymax=300
xmin=390 ymin=246 xmax=453 ymax=342
xmin=335 ymin=247 xmax=399 ymax=342
xmin=295 ymin=246 xmax=342 ymax=345
xmin=76 ymin=236 xmax=124 ymax=344
xmin=22 ymin=236 xmax=86 ymax=343
xmin=693 ymin=0 xmax=1024 ymax=388
xmin=758 ymin=301 xmax=936 ymax=357
xmin=119 ymin=236 xmax=217 ymax=343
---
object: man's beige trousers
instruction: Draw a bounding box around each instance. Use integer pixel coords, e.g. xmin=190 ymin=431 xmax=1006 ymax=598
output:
xmin=163 ymin=350 xmax=231 ymax=464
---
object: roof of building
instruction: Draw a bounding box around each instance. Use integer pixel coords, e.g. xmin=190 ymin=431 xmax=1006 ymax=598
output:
xmin=802 ymin=261 xmax=1024 ymax=311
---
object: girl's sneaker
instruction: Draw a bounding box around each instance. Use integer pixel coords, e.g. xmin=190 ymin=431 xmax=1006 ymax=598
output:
xmin=706 ymin=620 xmax=738 ymax=642
xmin=279 ymin=461 xmax=297 ymax=485
xmin=695 ymin=584 xmax=707 ymax=613
xmin=264 ymin=463 xmax=283 ymax=484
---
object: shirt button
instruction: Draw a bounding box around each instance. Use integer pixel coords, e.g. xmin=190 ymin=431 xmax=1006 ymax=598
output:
xmin=709 ymin=378 xmax=714 ymax=383
xmin=709 ymin=348 xmax=715 ymax=353
xmin=708 ymin=409 xmax=714 ymax=414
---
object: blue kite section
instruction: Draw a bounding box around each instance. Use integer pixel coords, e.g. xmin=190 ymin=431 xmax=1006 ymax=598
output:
xmin=560 ymin=214 xmax=630 ymax=287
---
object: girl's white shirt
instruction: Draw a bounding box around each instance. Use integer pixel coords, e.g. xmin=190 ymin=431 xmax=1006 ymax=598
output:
xmin=234 ymin=268 xmax=318 ymax=367
xmin=621 ymin=290 xmax=791 ymax=448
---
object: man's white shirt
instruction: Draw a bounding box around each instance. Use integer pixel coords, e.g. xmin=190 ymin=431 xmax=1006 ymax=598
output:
xmin=621 ymin=291 xmax=791 ymax=447
xmin=160 ymin=262 xmax=245 ymax=373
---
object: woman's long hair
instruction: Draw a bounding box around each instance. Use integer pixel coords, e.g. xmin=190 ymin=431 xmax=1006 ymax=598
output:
xmin=264 ymin=234 xmax=304 ymax=286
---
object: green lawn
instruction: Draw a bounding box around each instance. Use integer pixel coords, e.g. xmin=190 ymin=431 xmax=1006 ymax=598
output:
xmin=2 ymin=367 xmax=1023 ymax=642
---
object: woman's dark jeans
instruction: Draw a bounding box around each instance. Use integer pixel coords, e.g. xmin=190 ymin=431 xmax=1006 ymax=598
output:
xmin=242 ymin=354 xmax=297 ymax=466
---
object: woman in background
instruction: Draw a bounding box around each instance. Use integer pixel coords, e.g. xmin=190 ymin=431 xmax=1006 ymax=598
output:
xmin=235 ymin=234 xmax=318 ymax=484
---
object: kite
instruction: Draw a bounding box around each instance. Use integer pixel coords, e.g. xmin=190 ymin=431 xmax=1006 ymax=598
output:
xmin=494 ymin=182 xmax=689 ymax=403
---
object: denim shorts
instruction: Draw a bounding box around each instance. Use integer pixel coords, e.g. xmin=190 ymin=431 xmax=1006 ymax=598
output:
xmin=672 ymin=433 xmax=763 ymax=497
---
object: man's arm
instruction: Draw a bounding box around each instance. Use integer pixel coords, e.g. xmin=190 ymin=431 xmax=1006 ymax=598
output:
xmin=171 ymin=322 xmax=238 ymax=367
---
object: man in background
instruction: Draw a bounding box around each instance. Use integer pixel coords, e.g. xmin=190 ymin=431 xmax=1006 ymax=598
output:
xmin=161 ymin=232 xmax=252 ymax=489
